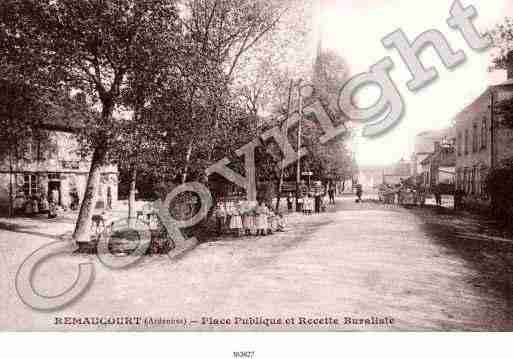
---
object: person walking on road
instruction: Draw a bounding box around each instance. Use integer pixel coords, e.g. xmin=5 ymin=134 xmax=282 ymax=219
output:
xmin=314 ymin=193 xmax=321 ymax=213
xmin=328 ymin=186 xmax=335 ymax=204
xmin=356 ymin=184 xmax=363 ymax=203
xmin=286 ymin=193 xmax=293 ymax=212
xmin=433 ymin=185 xmax=442 ymax=207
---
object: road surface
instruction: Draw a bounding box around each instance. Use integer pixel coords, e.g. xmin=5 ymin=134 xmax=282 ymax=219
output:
xmin=2 ymin=197 xmax=513 ymax=330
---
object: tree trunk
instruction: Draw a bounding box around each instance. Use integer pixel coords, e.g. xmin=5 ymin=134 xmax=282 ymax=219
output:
xmin=73 ymin=145 xmax=108 ymax=243
xmin=182 ymin=142 xmax=193 ymax=184
xmin=128 ymin=166 xmax=137 ymax=228
xmin=275 ymin=179 xmax=282 ymax=212
xmin=8 ymin=145 xmax=13 ymax=218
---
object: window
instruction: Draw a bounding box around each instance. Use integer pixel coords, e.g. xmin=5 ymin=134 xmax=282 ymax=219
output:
xmin=473 ymin=167 xmax=479 ymax=195
xmin=457 ymin=132 xmax=462 ymax=156
xmin=23 ymin=174 xmax=39 ymax=197
xmin=481 ymin=119 xmax=488 ymax=149
xmin=464 ymin=129 xmax=469 ymax=155
xmin=48 ymin=173 xmax=61 ymax=181
xmin=481 ymin=166 xmax=488 ymax=197
xmin=472 ymin=124 xmax=478 ymax=153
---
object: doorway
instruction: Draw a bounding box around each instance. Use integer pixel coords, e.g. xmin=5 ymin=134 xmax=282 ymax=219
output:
xmin=48 ymin=179 xmax=61 ymax=205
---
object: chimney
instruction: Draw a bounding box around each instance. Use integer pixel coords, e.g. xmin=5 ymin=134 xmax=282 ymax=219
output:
xmin=434 ymin=141 xmax=441 ymax=152
xmin=507 ymin=51 xmax=513 ymax=80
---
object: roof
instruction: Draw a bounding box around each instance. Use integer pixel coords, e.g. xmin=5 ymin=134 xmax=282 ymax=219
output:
xmin=420 ymin=145 xmax=456 ymax=167
xmin=453 ymin=80 xmax=513 ymax=125
xmin=38 ymin=97 xmax=96 ymax=133
xmin=414 ymin=127 xmax=455 ymax=154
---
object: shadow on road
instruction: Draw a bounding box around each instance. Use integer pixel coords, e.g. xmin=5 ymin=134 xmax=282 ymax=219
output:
xmin=412 ymin=207 xmax=513 ymax=318
xmin=0 ymin=221 xmax=71 ymax=241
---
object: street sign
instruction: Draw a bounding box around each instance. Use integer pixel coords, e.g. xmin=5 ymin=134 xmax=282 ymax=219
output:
xmin=302 ymin=171 xmax=313 ymax=176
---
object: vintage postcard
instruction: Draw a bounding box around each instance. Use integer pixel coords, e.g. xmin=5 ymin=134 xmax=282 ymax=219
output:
xmin=1 ymin=0 xmax=513 ymax=334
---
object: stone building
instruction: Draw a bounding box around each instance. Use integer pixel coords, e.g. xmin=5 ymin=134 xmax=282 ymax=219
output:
xmin=358 ymin=158 xmax=414 ymax=190
xmin=454 ymin=80 xmax=513 ymax=205
xmin=0 ymin=123 xmax=118 ymax=215
xmin=412 ymin=127 xmax=455 ymax=178
xmin=419 ymin=141 xmax=456 ymax=191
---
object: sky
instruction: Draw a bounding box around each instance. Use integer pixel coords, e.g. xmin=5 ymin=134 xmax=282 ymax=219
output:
xmin=316 ymin=0 xmax=512 ymax=166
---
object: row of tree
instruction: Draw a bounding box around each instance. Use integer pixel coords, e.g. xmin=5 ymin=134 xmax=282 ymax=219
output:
xmin=0 ymin=0 xmax=354 ymax=242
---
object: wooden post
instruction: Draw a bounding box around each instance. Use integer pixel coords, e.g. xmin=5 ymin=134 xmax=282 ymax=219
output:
xmin=8 ymin=145 xmax=13 ymax=217
xmin=296 ymin=80 xmax=303 ymax=212
xmin=276 ymin=80 xmax=294 ymax=212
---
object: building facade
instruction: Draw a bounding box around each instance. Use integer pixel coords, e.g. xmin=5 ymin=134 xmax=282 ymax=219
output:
xmin=419 ymin=141 xmax=456 ymax=191
xmin=0 ymin=127 xmax=118 ymax=215
xmin=412 ymin=127 xmax=455 ymax=178
xmin=454 ymin=81 xmax=513 ymax=205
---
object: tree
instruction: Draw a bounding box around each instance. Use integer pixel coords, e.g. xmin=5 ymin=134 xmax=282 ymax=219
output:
xmin=0 ymin=79 xmax=49 ymax=216
xmin=313 ymin=49 xmax=350 ymax=116
xmin=486 ymin=157 xmax=513 ymax=223
xmin=168 ymin=0 xmax=305 ymax=184
xmin=489 ymin=18 xmax=513 ymax=127
xmin=231 ymin=0 xmax=313 ymax=116
xmin=1 ymin=0 xmax=184 ymax=242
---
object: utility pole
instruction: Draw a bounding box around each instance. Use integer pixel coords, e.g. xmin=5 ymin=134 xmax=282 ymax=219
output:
xmin=490 ymin=89 xmax=495 ymax=170
xmin=277 ymin=80 xmax=294 ymax=212
xmin=296 ymin=79 xmax=304 ymax=212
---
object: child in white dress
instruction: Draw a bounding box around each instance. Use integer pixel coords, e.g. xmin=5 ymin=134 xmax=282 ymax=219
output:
xmin=229 ymin=201 xmax=243 ymax=237
xmin=241 ymin=200 xmax=256 ymax=236
xmin=276 ymin=213 xmax=285 ymax=232
xmin=255 ymin=201 xmax=269 ymax=236
xmin=305 ymin=196 xmax=313 ymax=215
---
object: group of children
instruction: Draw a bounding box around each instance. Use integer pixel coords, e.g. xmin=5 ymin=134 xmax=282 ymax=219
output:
xmin=298 ymin=194 xmax=327 ymax=215
xmin=13 ymin=193 xmax=60 ymax=219
xmin=214 ymin=200 xmax=285 ymax=237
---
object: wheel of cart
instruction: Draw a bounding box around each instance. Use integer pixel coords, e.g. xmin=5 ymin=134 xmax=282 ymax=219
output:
xmin=147 ymin=213 xmax=176 ymax=254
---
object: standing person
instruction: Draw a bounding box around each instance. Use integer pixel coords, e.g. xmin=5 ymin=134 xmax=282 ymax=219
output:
xmin=298 ymin=195 xmax=304 ymax=214
xmin=255 ymin=201 xmax=269 ymax=236
xmin=13 ymin=192 xmax=26 ymax=216
xmin=314 ymin=192 xmax=321 ymax=213
xmin=70 ymin=191 xmax=79 ymax=211
xmin=356 ymin=184 xmax=363 ymax=203
xmin=286 ymin=193 xmax=293 ymax=212
xmin=454 ymin=188 xmax=465 ymax=210
xmin=48 ymin=199 xmax=58 ymax=219
xmin=328 ymin=185 xmax=335 ymax=204
xmin=242 ymin=200 xmax=256 ymax=236
xmin=51 ymin=187 xmax=59 ymax=206
xmin=275 ymin=212 xmax=285 ymax=232
xmin=31 ymin=196 xmax=39 ymax=216
xmin=214 ymin=200 xmax=227 ymax=236
xmin=24 ymin=197 xmax=33 ymax=216
xmin=434 ymin=185 xmax=442 ymax=207
xmin=268 ymin=210 xmax=276 ymax=235
xmin=107 ymin=187 xmax=113 ymax=211
xmin=229 ymin=201 xmax=243 ymax=237
xmin=305 ymin=195 xmax=313 ymax=215
xmin=39 ymin=195 xmax=49 ymax=214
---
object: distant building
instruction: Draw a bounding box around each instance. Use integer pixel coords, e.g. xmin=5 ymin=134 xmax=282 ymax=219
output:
xmin=383 ymin=158 xmax=413 ymax=186
xmin=358 ymin=166 xmax=384 ymax=191
xmin=419 ymin=141 xmax=456 ymax=191
xmin=358 ymin=158 xmax=414 ymax=190
xmin=0 ymin=121 xmax=118 ymax=215
xmin=412 ymin=127 xmax=455 ymax=177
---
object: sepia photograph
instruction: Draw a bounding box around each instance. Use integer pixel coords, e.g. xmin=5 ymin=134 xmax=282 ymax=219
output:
xmin=1 ymin=0 xmax=513 ymax=343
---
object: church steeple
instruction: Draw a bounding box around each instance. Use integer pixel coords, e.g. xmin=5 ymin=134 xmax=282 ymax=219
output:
xmin=313 ymin=0 xmax=325 ymax=85
xmin=314 ymin=0 xmax=324 ymax=69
